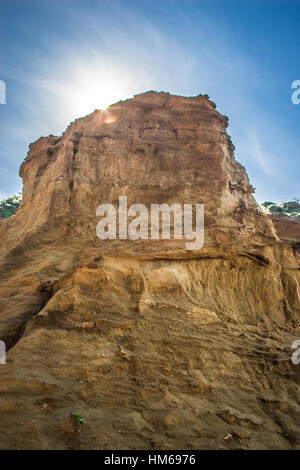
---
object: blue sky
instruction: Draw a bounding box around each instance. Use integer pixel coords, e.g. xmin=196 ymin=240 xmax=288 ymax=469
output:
xmin=0 ymin=0 xmax=299 ymax=203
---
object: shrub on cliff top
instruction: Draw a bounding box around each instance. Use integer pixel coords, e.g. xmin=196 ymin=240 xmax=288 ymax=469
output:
xmin=261 ymin=199 xmax=300 ymax=217
xmin=0 ymin=193 xmax=22 ymax=219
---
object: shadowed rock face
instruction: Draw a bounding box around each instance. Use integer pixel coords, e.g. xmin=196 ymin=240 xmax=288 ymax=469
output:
xmin=0 ymin=91 xmax=299 ymax=450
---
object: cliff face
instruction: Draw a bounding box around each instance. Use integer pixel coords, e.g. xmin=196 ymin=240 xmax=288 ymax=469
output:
xmin=0 ymin=91 xmax=299 ymax=450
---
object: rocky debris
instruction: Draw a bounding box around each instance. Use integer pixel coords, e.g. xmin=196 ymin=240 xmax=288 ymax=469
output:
xmin=0 ymin=91 xmax=299 ymax=449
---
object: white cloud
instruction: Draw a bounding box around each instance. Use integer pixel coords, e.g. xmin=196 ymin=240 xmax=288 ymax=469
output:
xmin=246 ymin=129 xmax=272 ymax=175
xmin=236 ymin=127 xmax=272 ymax=176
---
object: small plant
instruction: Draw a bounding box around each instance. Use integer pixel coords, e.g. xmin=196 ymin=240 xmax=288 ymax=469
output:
xmin=71 ymin=412 xmax=87 ymax=425
xmin=261 ymin=201 xmax=275 ymax=208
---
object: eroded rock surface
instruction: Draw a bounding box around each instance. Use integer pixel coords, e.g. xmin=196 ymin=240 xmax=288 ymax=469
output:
xmin=0 ymin=92 xmax=299 ymax=449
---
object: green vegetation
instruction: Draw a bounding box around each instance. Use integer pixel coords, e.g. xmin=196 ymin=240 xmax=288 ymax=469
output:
xmin=71 ymin=412 xmax=87 ymax=425
xmin=0 ymin=193 xmax=22 ymax=219
xmin=261 ymin=199 xmax=300 ymax=217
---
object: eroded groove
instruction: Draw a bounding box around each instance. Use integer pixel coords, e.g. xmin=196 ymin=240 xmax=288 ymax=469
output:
xmin=2 ymin=281 xmax=56 ymax=352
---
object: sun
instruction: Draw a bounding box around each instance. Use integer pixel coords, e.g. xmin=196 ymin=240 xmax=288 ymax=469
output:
xmin=50 ymin=56 xmax=141 ymax=123
xmin=72 ymin=78 xmax=124 ymax=117
xmin=63 ymin=62 xmax=129 ymax=118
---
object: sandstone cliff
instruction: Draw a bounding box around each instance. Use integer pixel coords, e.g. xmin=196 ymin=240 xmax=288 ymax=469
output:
xmin=0 ymin=91 xmax=299 ymax=449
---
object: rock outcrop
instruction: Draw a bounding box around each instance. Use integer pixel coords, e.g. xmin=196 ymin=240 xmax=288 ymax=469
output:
xmin=270 ymin=213 xmax=300 ymax=263
xmin=0 ymin=91 xmax=299 ymax=449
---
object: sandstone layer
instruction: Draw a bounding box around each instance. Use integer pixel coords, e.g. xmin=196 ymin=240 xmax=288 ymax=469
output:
xmin=0 ymin=91 xmax=299 ymax=449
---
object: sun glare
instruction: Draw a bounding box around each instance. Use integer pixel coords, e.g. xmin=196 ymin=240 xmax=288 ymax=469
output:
xmin=103 ymin=116 xmax=116 ymax=124
xmin=71 ymin=81 xmax=121 ymax=116
xmin=48 ymin=56 xmax=146 ymax=124
xmin=64 ymin=67 xmax=128 ymax=118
